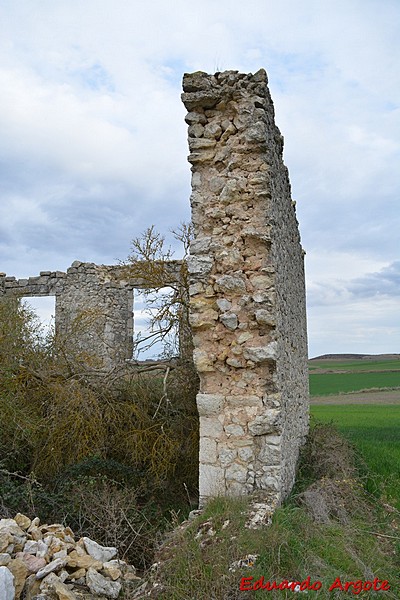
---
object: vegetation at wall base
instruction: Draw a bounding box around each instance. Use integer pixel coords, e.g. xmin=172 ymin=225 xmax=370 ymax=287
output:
xmin=128 ymin=423 xmax=399 ymax=599
xmin=1 ymin=299 xmax=399 ymax=598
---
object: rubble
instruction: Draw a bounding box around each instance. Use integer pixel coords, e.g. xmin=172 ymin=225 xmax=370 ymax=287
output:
xmin=0 ymin=514 xmax=140 ymax=599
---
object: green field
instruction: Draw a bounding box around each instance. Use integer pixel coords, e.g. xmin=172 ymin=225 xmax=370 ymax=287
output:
xmin=309 ymin=370 xmax=400 ymax=396
xmin=309 ymin=358 xmax=400 ymax=372
xmin=308 ymin=355 xmax=400 ymax=397
xmin=311 ymin=404 xmax=400 ymax=508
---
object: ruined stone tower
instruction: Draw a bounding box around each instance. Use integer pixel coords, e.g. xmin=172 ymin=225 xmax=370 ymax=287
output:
xmin=182 ymin=69 xmax=309 ymax=505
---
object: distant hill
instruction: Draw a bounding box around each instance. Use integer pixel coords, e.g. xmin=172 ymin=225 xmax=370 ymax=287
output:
xmin=310 ymin=353 xmax=400 ymax=361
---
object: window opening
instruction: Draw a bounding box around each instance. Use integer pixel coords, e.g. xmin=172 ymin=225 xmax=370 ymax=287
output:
xmin=133 ymin=287 xmax=178 ymax=361
xmin=22 ymin=296 xmax=55 ymax=340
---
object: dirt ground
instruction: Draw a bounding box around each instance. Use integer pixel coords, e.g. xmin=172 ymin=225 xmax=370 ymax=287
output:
xmin=310 ymin=389 xmax=400 ymax=405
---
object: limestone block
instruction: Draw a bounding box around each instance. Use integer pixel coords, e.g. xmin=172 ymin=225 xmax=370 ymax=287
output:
xmin=226 ymin=480 xmax=248 ymax=495
xmin=204 ymin=122 xmax=222 ymax=140
xmin=0 ymin=566 xmax=14 ymax=600
xmin=226 ymin=395 xmax=261 ymax=408
xmin=218 ymin=448 xmax=237 ymax=467
xmin=205 ymin=205 xmax=225 ymax=219
xmin=188 ymin=123 xmax=205 ymax=138
xmin=190 ymin=297 xmax=217 ymax=312
xmin=35 ymin=540 xmax=48 ymax=558
xmin=186 ymin=255 xmax=213 ymax=276
xmin=226 ymin=357 xmax=242 ymax=368
xmin=220 ymin=122 xmax=237 ymax=142
xmin=14 ymin=515 xmax=31 ymax=531
xmin=65 ymin=550 xmax=102 ymax=571
xmin=40 ymin=573 xmax=77 ymax=600
xmin=200 ymin=416 xmax=224 ymax=437
xmin=224 ymin=424 xmax=245 ymax=436
xmin=82 ymin=537 xmax=117 ymax=563
xmin=252 ymin=291 xmax=272 ymax=303
xmin=220 ymin=312 xmax=238 ymax=330
xmin=185 ymin=111 xmax=207 ymax=125
xmin=197 ymin=393 xmax=224 ymax=416
xmin=260 ymin=473 xmax=280 ymax=491
xmin=215 ymin=274 xmax=246 ymax=294
xmin=216 ymin=298 xmax=231 ymax=312
xmin=188 ymin=149 xmax=217 ymax=163
xmin=238 ymin=446 xmax=254 ymax=462
xmin=255 ymin=309 xmax=275 ymax=325
xmin=35 ymin=557 xmax=67 ymax=579
xmin=22 ymin=541 xmax=38 ymax=555
xmin=14 ymin=552 xmax=46 ymax=574
xmin=23 ymin=573 xmax=41 ymax=599
xmin=249 ymin=274 xmax=274 ymax=288
xmin=219 ymin=180 xmax=239 ymax=204
xmin=199 ymin=438 xmax=217 ymax=464
xmin=237 ymin=331 xmax=253 ymax=344
xmin=101 ymin=562 xmax=122 ymax=581
xmin=225 ymin=463 xmax=247 ymax=483
xmin=193 ymin=349 xmax=215 ymax=372
xmin=188 ymin=138 xmax=216 ymax=150
xmin=86 ymin=567 xmax=122 ymax=598
xmin=0 ymin=532 xmax=13 ymax=553
xmin=242 ymin=341 xmax=278 ymax=363
xmin=198 ymin=465 xmax=225 ymax=498
xmin=244 ymin=122 xmax=267 ymax=143
xmin=189 ymin=282 xmax=204 ymax=296
xmin=257 ymin=442 xmax=282 ymax=466
xmin=263 ymin=435 xmax=281 ymax=446
xmin=0 ymin=521 xmax=26 ymax=539
xmin=189 ymin=237 xmax=212 ymax=255
xmin=7 ymin=558 xmax=27 ymax=599
xmin=248 ymin=410 xmax=281 ymax=436
xmin=209 ymin=176 xmax=225 ymax=193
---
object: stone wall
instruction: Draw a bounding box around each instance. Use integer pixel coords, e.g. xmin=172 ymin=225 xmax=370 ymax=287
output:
xmin=0 ymin=262 xmax=134 ymax=369
xmin=0 ymin=261 xmax=185 ymax=369
xmin=182 ymin=69 xmax=309 ymax=505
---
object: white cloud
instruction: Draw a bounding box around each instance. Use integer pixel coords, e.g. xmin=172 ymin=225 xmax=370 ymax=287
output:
xmin=308 ymin=296 xmax=400 ymax=358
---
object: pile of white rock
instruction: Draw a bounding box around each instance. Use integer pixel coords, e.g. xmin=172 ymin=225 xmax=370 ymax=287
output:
xmin=0 ymin=513 xmax=139 ymax=599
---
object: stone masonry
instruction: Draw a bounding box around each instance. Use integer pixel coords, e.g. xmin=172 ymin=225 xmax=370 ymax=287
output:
xmin=182 ymin=69 xmax=309 ymax=505
xmin=0 ymin=262 xmax=134 ymax=369
xmin=0 ymin=261 xmax=184 ymax=369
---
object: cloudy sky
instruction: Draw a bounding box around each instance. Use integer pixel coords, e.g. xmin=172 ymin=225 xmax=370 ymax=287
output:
xmin=0 ymin=0 xmax=399 ymax=358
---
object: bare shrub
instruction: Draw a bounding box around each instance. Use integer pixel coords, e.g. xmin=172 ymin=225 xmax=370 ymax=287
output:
xmin=296 ymin=423 xmax=371 ymax=524
xmin=62 ymin=477 xmax=161 ymax=569
xmin=297 ymin=422 xmax=358 ymax=482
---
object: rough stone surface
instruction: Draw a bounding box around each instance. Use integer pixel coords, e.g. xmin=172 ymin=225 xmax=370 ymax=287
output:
xmin=0 ymin=513 xmax=138 ymax=599
xmin=35 ymin=557 xmax=68 ymax=579
xmin=86 ymin=567 xmax=121 ymax=599
xmin=82 ymin=538 xmax=117 ymax=563
xmin=0 ymin=566 xmax=15 ymax=600
xmin=7 ymin=558 xmax=27 ymax=599
xmin=183 ymin=69 xmax=309 ymax=504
